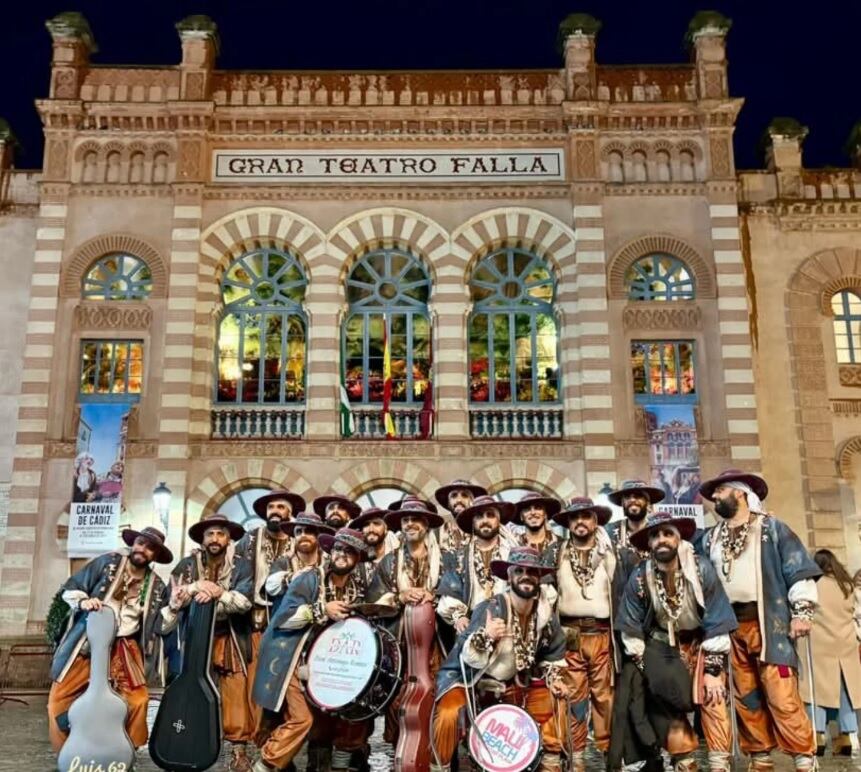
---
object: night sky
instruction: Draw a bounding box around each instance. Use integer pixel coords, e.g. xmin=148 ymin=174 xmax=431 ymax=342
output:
xmin=2 ymin=0 xmax=858 ymax=172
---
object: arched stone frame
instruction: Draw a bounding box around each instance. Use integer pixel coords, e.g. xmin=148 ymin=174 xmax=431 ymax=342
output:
xmin=675 ymin=141 xmax=702 ymax=181
xmin=837 ymin=436 xmax=861 ymax=481
xmin=62 ymin=233 xmax=169 ymax=299
xmin=473 ymin=460 xmax=579 ymax=500
xmin=326 ymin=460 xmax=442 ymax=500
xmin=607 ymin=234 xmax=715 ymax=300
xmin=600 ymin=141 xmax=627 ymax=182
xmin=818 ymin=275 xmax=861 ymax=316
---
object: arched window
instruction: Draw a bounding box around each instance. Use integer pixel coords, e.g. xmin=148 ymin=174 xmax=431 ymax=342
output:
xmin=656 ymin=150 xmax=671 ymax=181
xmin=631 ymin=151 xmax=647 ymax=182
xmin=608 ymin=151 xmax=624 ymax=183
xmin=83 ymin=254 xmax=153 ymax=300
xmin=343 ymin=248 xmax=431 ymax=405
xmin=626 ymin=254 xmax=695 ymax=301
xmin=217 ymin=487 xmax=271 ymax=532
xmin=832 ymin=290 xmax=861 ymax=364
xmin=354 ymin=485 xmax=409 ymax=510
xmin=468 ymin=247 xmax=559 ymax=404
xmin=679 ymin=150 xmax=695 ymax=181
xmin=216 ymin=247 xmax=307 ymax=404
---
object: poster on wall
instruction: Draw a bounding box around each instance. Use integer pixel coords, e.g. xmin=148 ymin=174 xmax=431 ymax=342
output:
xmin=68 ymin=403 xmax=129 ymax=558
xmin=644 ymin=404 xmax=705 ymax=527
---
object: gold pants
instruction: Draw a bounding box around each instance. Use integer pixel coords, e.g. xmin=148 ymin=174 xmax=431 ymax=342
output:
xmin=563 ymin=629 xmax=614 ymax=752
xmin=212 ymin=633 xmax=254 ymax=743
xmin=247 ymin=630 xmax=264 ymax=743
xmin=260 ymin=672 xmax=314 ymax=769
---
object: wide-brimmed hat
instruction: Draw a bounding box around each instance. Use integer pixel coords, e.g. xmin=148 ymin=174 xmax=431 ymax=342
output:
xmin=490 ymin=546 xmax=557 ymax=581
xmin=699 ymin=468 xmax=768 ymax=502
xmin=349 ymin=507 xmax=390 ymax=531
xmin=313 ymin=494 xmax=361 ymax=521
xmin=607 ymin=479 xmax=666 ymax=507
xmin=456 ymin=495 xmax=516 ymax=533
xmin=513 ymin=491 xmax=562 ymax=523
xmin=252 ymin=490 xmax=307 ymax=519
xmin=384 ymin=497 xmax=445 ymax=532
xmin=387 ymin=495 xmax=439 ymax=514
xmin=551 ymin=496 xmax=612 ymax=527
xmin=628 ymin=510 xmax=698 ymax=551
xmin=319 ymin=527 xmax=370 ymax=562
xmin=434 ymin=479 xmax=488 ymax=511
xmin=188 ymin=513 xmax=245 ymax=544
xmin=121 ymin=526 xmax=173 ymax=564
xmin=281 ymin=512 xmax=336 ymax=537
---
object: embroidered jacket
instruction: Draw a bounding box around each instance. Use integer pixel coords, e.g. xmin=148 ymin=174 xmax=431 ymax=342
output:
xmin=235 ymin=527 xmax=294 ymax=630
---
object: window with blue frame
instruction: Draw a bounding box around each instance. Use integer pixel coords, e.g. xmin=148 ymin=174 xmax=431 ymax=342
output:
xmin=831 ymin=290 xmax=861 ymax=364
xmin=626 ymin=254 xmax=694 ymax=301
xmin=630 ymin=340 xmax=696 ymax=401
xmin=468 ymin=247 xmax=559 ymax=404
xmin=215 ymin=248 xmax=308 ymax=404
xmin=79 ymin=340 xmax=143 ymax=401
xmin=83 ymin=254 xmax=153 ymax=300
xmin=343 ymin=248 xmax=431 ymax=404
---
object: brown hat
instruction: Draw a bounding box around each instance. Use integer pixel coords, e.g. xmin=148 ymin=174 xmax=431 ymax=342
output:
xmin=628 ymin=510 xmax=698 ymax=552
xmin=387 ymin=495 xmax=439 ymax=514
xmin=384 ymin=497 xmax=445 ymax=532
xmin=490 ymin=546 xmax=556 ymax=581
xmin=513 ymin=491 xmax=562 ymax=523
xmin=699 ymin=468 xmax=768 ymax=502
xmin=456 ymin=495 xmax=516 ymax=533
xmin=434 ymin=479 xmax=488 ymax=512
xmin=252 ymin=490 xmax=307 ymax=519
xmin=607 ymin=479 xmax=665 ymax=507
xmin=188 ymin=513 xmax=245 ymax=544
xmin=121 ymin=526 xmax=173 ymax=564
xmin=349 ymin=507 xmax=390 ymax=531
xmin=551 ymin=497 xmax=612 ymax=527
xmin=313 ymin=494 xmax=361 ymax=521
xmin=319 ymin=528 xmax=370 ymax=562
xmin=281 ymin=512 xmax=336 ymax=537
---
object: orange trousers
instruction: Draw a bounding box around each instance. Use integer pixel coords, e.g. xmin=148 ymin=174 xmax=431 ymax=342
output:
xmin=730 ymin=620 xmax=815 ymax=756
xmin=247 ymin=630 xmax=263 ymax=743
xmin=47 ymin=642 xmax=149 ymax=753
xmin=432 ymin=683 xmax=562 ymax=765
xmin=562 ymin=630 xmax=614 ymax=752
xmin=212 ymin=633 xmax=254 ymax=743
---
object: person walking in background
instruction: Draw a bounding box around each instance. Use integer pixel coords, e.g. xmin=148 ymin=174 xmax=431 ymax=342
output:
xmin=800 ymin=550 xmax=861 ymax=757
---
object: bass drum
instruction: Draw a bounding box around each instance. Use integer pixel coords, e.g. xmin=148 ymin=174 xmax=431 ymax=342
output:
xmin=305 ymin=616 xmax=402 ymax=722
xmin=468 ymin=703 xmax=542 ymax=772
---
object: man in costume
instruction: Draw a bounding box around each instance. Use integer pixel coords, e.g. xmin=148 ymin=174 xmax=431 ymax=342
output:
xmin=163 ymin=513 xmax=255 ymax=771
xmin=350 ymin=505 xmax=400 ymax=585
xmin=433 ymin=478 xmax=487 ymax=552
xmin=252 ymin=528 xmax=370 ymax=772
xmin=616 ymin=510 xmax=737 ymax=772
xmin=698 ymin=469 xmax=821 ymax=772
xmin=548 ymin=497 xmax=618 ymax=770
xmin=47 ymin=526 xmax=170 ymax=753
xmin=512 ymin=490 xmax=563 ymax=559
xmin=432 ymin=546 xmax=570 ymax=772
xmin=437 ymin=495 xmax=518 ymax=634
xmin=605 ymin=479 xmax=666 ymax=580
xmin=313 ymin=492 xmax=361 ymax=531
xmin=263 ymin=512 xmax=334 ymax=601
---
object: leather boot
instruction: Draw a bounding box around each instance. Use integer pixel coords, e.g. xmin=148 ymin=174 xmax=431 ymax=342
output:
xmin=832 ymin=733 xmax=853 ymax=757
xmin=228 ymin=743 xmax=253 ymax=772
xmin=306 ymin=745 xmax=328 ymax=772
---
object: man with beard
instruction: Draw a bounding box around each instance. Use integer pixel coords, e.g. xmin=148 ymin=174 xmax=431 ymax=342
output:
xmin=264 ymin=512 xmax=335 ymax=601
xmin=605 ymin=479 xmax=666 ymax=579
xmin=433 ymin=478 xmax=487 ymax=552
xmin=252 ymin=528 xmax=370 ymax=772
xmin=47 ymin=527 xmax=170 ymax=754
xmin=547 ymin=497 xmax=618 ymax=770
xmin=615 ymin=510 xmax=737 ymax=772
xmin=437 ymin=495 xmax=518 ymax=634
xmin=313 ymin=492 xmax=361 ymax=531
xmin=512 ymin=490 xmax=563 ymax=559
xmin=698 ymin=469 xmax=821 ymax=772
xmin=432 ymin=547 xmax=570 ymax=772
xmin=350 ymin=506 xmax=400 ymax=585
xmin=163 ymin=514 xmax=255 ymax=771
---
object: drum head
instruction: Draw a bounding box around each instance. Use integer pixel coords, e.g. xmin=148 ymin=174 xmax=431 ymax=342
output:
xmin=468 ymin=703 xmax=541 ymax=772
xmin=306 ymin=617 xmax=379 ymax=711
xmin=349 ymin=602 xmax=399 ymax=619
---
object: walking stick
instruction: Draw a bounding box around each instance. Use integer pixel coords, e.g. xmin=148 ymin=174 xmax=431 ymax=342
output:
xmin=803 ymin=635 xmax=820 ymax=770
xmin=725 ymin=654 xmax=745 ymax=770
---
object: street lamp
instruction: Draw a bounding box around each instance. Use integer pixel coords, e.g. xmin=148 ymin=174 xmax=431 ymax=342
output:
xmin=152 ymin=481 xmax=171 ymax=533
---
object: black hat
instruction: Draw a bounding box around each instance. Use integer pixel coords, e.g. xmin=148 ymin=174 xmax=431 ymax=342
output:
xmin=252 ymin=490 xmax=307 ymax=519
xmin=434 ymin=479 xmax=488 ymax=512
xmin=513 ymin=491 xmax=562 ymax=523
xmin=551 ymin=496 xmax=612 ymax=527
xmin=607 ymin=479 xmax=665 ymax=507
xmin=490 ymin=546 xmax=557 ymax=581
xmin=456 ymin=495 xmax=516 ymax=533
xmin=313 ymin=494 xmax=362 ymax=521
xmin=319 ymin=528 xmax=370 ymax=562
xmin=628 ymin=510 xmax=698 ymax=552
xmin=121 ymin=526 xmax=173 ymax=564
xmin=384 ymin=497 xmax=445 ymax=532
xmin=188 ymin=513 xmax=245 ymax=544
xmin=281 ymin=512 xmax=336 ymax=537
xmin=349 ymin=507 xmax=390 ymax=531
xmin=699 ymin=469 xmax=768 ymax=502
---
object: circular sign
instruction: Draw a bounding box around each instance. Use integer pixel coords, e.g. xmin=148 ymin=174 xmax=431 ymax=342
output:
xmin=306 ymin=617 xmax=378 ymax=710
xmin=468 ymin=703 xmax=541 ymax=772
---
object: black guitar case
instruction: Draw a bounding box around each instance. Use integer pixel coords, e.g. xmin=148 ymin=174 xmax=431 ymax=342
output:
xmin=149 ymin=600 xmax=221 ymax=770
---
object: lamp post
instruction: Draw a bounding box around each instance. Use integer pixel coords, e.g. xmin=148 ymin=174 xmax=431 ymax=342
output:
xmin=152 ymin=481 xmax=171 ymax=534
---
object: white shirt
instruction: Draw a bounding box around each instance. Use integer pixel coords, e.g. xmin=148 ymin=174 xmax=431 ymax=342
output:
xmin=557 ymin=550 xmax=612 ymax=620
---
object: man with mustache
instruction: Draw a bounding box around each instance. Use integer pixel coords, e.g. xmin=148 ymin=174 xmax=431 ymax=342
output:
xmin=252 ymin=528 xmax=370 ymax=772
xmin=698 ymin=469 xmax=821 ymax=772
xmin=162 ymin=514 xmax=255 ymax=771
xmin=47 ymin=527 xmax=171 ymax=754
xmin=264 ymin=512 xmax=335 ymax=601
xmin=437 ymin=495 xmax=518 ymax=635
xmin=350 ymin=506 xmax=400 ymax=585
xmin=605 ymin=479 xmax=666 ymax=579
xmin=433 ymin=547 xmax=570 ymax=772
xmin=547 ymin=497 xmax=618 ymax=771
xmin=433 ymin=478 xmax=487 ymax=552
xmin=512 ymin=491 xmax=563 ymax=559
xmin=616 ymin=511 xmax=737 ymax=772
xmin=313 ymin=492 xmax=361 ymax=531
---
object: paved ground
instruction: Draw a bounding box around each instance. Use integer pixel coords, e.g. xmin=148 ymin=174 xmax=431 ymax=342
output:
xmin=2 ymin=696 xmax=860 ymax=772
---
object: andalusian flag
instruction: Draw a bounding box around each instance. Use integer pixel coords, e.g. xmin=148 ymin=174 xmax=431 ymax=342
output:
xmin=382 ymin=324 xmax=396 ymax=439
xmin=340 ymin=353 xmax=354 ymax=438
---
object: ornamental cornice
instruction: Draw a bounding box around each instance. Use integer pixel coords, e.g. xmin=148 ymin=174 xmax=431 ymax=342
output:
xmin=201 ymin=184 xmax=570 ymax=201
xmin=604 ymin=182 xmax=706 ymax=196
xmin=71 ymin=185 xmax=174 ymax=198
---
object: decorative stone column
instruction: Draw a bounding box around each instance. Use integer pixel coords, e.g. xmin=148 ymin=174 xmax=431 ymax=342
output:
xmin=45 ymin=11 xmax=95 ymax=100
xmin=688 ymin=11 xmax=730 ymax=100
xmin=558 ymin=13 xmax=601 ymax=100
xmin=765 ymin=117 xmax=808 ymax=199
xmin=176 ymin=15 xmax=219 ymax=100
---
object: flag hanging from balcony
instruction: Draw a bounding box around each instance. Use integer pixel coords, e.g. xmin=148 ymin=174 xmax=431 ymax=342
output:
xmin=419 ymin=334 xmax=434 ymax=440
xmin=339 ymin=355 xmax=354 ymax=438
xmin=382 ymin=325 xmax=396 ymax=439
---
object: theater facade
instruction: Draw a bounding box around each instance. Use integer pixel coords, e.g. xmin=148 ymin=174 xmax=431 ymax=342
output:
xmin=0 ymin=10 xmax=859 ymax=635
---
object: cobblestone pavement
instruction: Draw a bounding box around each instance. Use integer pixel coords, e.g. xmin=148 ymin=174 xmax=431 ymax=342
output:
xmin=2 ymin=696 xmax=860 ymax=772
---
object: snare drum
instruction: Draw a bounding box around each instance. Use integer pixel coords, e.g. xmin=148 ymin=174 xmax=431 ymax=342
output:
xmin=468 ymin=703 xmax=542 ymax=772
xmin=305 ymin=616 xmax=402 ymax=721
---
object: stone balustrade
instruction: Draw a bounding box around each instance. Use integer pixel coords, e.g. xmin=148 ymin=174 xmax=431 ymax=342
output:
xmin=469 ymin=406 xmax=563 ymax=439
xmin=211 ymin=406 xmax=305 ymax=439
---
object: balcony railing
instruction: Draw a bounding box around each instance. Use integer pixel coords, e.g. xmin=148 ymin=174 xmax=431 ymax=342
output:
xmin=469 ymin=406 xmax=563 ymax=439
xmin=349 ymin=407 xmax=425 ymax=439
xmin=211 ymin=406 xmax=305 ymax=439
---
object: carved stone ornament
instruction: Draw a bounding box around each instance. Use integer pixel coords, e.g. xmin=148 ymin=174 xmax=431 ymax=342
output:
xmin=575 ymin=139 xmax=597 ymax=178
xmin=46 ymin=138 xmax=70 ymax=179
xmin=622 ymin=303 xmax=702 ymax=331
xmin=709 ymin=136 xmax=731 ymax=177
xmin=126 ymin=441 xmax=157 ymax=458
xmin=839 ymin=365 xmax=861 ymax=387
xmin=45 ymin=441 xmax=77 ymax=458
xmin=74 ymin=303 xmax=153 ymax=330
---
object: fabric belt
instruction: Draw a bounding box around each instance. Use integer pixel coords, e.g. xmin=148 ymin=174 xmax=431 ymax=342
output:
xmin=560 ymin=616 xmax=610 ymax=632
xmin=649 ymin=628 xmax=699 ymax=645
xmin=732 ymin=601 xmax=759 ymax=622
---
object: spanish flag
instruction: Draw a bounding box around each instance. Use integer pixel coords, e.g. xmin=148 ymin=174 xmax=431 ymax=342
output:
xmin=382 ymin=324 xmax=396 ymax=439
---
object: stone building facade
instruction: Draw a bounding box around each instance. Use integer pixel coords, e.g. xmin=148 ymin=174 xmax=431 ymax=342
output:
xmin=0 ymin=10 xmax=856 ymax=636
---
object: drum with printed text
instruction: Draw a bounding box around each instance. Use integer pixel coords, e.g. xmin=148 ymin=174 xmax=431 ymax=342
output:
xmin=468 ymin=703 xmax=542 ymax=772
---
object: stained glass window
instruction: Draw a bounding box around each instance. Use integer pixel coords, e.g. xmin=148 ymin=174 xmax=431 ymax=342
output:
xmin=626 ymin=254 xmax=694 ymax=301
xmin=468 ymin=247 xmax=559 ymax=404
xmin=83 ymin=254 xmax=152 ymax=300
xmin=79 ymin=340 xmax=144 ymax=400
xmin=216 ymin=248 xmax=307 ymax=404
xmin=631 ymin=340 xmax=696 ymax=400
xmin=832 ymin=290 xmax=861 ymax=364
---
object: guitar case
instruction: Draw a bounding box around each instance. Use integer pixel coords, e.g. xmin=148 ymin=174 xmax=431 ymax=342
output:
xmin=394 ymin=601 xmax=436 ymax=772
xmin=57 ymin=606 xmax=136 ymax=772
xmin=149 ymin=600 xmax=221 ymax=770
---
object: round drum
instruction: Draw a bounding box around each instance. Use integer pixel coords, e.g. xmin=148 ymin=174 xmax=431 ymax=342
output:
xmin=305 ymin=616 xmax=402 ymax=721
xmin=468 ymin=703 xmax=542 ymax=772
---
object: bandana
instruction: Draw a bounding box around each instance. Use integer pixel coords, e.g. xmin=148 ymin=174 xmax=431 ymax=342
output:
xmin=723 ymin=481 xmax=765 ymax=514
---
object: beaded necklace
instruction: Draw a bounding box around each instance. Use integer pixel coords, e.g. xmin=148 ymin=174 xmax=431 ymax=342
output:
xmin=511 ymin=605 xmax=538 ymax=674
xmin=324 ymin=573 xmax=362 ymax=605
xmin=719 ymin=515 xmax=753 ymax=581
xmin=262 ymin=530 xmax=292 ymax=567
xmin=404 ymin=547 xmax=430 ymax=589
xmin=567 ymin=543 xmax=597 ymax=599
xmin=473 ymin=542 xmax=502 ymax=600
xmin=653 ymin=561 xmax=685 ymax=646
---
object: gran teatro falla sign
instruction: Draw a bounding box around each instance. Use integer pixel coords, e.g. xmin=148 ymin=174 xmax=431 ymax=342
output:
xmin=212 ymin=149 xmax=565 ymax=184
